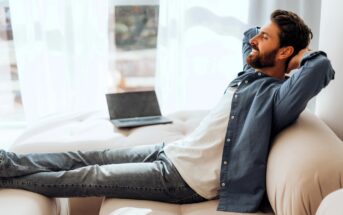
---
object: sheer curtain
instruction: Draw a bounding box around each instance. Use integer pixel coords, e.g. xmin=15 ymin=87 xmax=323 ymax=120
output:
xmin=9 ymin=0 xmax=109 ymax=125
xmin=156 ymin=0 xmax=321 ymax=114
xmin=316 ymin=0 xmax=343 ymax=140
xmin=248 ymin=0 xmax=322 ymax=50
xmin=155 ymin=1 xmax=250 ymax=114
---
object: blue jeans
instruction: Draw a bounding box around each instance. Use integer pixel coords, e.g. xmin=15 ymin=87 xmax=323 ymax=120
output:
xmin=0 ymin=144 xmax=206 ymax=204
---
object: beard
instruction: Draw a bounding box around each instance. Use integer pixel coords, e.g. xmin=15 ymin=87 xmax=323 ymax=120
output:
xmin=246 ymin=48 xmax=278 ymax=69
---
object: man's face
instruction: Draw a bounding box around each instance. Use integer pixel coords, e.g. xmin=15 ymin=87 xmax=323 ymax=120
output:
xmin=247 ymin=22 xmax=281 ymax=69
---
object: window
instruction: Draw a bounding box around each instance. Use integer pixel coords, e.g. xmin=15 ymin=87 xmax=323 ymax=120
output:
xmin=0 ymin=5 xmax=24 ymax=126
xmin=108 ymin=1 xmax=159 ymax=93
xmin=0 ymin=1 xmax=160 ymax=128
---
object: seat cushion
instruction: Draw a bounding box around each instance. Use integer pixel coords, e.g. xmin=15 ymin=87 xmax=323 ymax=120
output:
xmin=11 ymin=110 xmax=208 ymax=153
xmin=10 ymin=110 xmax=209 ymax=215
xmin=0 ymin=189 xmax=59 ymax=215
xmin=99 ymin=199 xmax=273 ymax=215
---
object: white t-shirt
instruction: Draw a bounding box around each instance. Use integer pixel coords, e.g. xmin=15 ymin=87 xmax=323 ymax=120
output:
xmin=164 ymin=87 xmax=235 ymax=199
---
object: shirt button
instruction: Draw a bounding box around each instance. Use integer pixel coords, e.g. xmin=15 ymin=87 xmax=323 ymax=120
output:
xmin=258 ymin=73 xmax=261 ymax=76
xmin=231 ymin=115 xmax=235 ymax=119
xmin=221 ymin=182 xmax=226 ymax=187
xmin=234 ymin=94 xmax=238 ymax=98
xmin=227 ymin=138 xmax=231 ymax=142
xmin=223 ymin=161 xmax=228 ymax=165
xmin=245 ymin=80 xmax=249 ymax=84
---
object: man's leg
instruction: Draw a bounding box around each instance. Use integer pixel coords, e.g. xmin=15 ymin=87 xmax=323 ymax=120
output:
xmin=0 ymin=144 xmax=163 ymax=178
xmin=0 ymin=150 xmax=206 ymax=204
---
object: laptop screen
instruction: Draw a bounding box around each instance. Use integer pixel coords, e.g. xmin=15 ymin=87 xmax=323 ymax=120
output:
xmin=106 ymin=91 xmax=162 ymax=120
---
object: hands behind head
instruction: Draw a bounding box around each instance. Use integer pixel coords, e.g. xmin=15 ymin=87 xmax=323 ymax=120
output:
xmin=286 ymin=48 xmax=310 ymax=74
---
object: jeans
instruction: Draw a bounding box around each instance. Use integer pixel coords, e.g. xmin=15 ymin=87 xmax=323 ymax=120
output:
xmin=0 ymin=144 xmax=206 ymax=204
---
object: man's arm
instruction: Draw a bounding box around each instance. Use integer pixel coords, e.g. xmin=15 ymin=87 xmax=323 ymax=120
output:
xmin=242 ymin=27 xmax=259 ymax=71
xmin=273 ymin=50 xmax=335 ymax=132
xmin=286 ymin=48 xmax=310 ymax=73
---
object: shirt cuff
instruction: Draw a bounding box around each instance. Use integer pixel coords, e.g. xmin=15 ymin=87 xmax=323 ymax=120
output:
xmin=243 ymin=27 xmax=260 ymax=42
xmin=300 ymin=50 xmax=327 ymax=66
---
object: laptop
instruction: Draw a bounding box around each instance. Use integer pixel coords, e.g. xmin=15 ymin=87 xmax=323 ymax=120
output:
xmin=106 ymin=90 xmax=172 ymax=128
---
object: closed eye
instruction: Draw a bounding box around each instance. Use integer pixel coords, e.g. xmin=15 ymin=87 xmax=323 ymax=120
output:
xmin=261 ymin=32 xmax=269 ymax=40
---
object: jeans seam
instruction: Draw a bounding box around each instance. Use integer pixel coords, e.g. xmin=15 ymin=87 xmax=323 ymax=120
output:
xmin=19 ymin=181 xmax=167 ymax=192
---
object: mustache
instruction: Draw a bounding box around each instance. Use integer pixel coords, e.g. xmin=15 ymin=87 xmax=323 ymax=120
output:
xmin=251 ymin=44 xmax=259 ymax=51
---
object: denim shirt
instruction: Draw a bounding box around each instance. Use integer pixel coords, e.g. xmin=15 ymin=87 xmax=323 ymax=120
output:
xmin=217 ymin=27 xmax=335 ymax=212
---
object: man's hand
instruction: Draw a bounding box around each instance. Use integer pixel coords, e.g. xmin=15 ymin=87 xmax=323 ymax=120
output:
xmin=286 ymin=48 xmax=310 ymax=73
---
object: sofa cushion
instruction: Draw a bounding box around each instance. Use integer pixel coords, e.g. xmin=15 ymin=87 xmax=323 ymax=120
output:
xmin=0 ymin=189 xmax=59 ymax=215
xmin=10 ymin=110 xmax=209 ymax=215
xmin=267 ymin=110 xmax=343 ymax=214
xmin=99 ymin=199 xmax=273 ymax=215
xmin=11 ymin=110 xmax=207 ymax=153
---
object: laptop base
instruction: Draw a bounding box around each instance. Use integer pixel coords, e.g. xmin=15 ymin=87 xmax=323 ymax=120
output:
xmin=111 ymin=116 xmax=172 ymax=128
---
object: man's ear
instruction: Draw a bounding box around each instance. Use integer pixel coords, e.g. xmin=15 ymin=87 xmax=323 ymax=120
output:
xmin=278 ymin=46 xmax=294 ymax=60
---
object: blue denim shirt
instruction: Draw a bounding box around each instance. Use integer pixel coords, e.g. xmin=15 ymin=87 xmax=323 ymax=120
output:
xmin=217 ymin=27 xmax=335 ymax=212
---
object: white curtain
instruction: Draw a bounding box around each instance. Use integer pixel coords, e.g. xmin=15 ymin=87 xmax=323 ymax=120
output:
xmin=10 ymin=0 xmax=109 ymax=125
xmin=156 ymin=0 xmax=321 ymax=114
xmin=316 ymin=0 xmax=343 ymax=140
xmin=248 ymin=0 xmax=322 ymax=50
xmin=156 ymin=0 xmax=250 ymax=114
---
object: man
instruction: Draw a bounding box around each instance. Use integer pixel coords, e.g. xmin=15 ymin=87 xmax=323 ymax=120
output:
xmin=0 ymin=10 xmax=335 ymax=213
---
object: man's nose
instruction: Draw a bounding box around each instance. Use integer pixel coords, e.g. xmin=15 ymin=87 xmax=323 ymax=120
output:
xmin=249 ymin=35 xmax=258 ymax=46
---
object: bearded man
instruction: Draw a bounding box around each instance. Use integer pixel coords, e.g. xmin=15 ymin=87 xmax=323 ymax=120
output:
xmin=0 ymin=9 xmax=335 ymax=213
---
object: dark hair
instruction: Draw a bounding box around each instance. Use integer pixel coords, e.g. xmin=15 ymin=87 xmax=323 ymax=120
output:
xmin=271 ymin=10 xmax=313 ymax=60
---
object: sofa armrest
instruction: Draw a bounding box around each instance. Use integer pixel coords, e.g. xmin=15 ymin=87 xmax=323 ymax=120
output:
xmin=266 ymin=110 xmax=343 ymax=215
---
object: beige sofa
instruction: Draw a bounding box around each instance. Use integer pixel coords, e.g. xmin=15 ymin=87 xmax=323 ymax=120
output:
xmin=2 ymin=109 xmax=343 ymax=215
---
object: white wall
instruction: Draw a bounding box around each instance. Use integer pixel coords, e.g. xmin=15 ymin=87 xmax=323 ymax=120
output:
xmin=316 ymin=0 xmax=343 ymax=140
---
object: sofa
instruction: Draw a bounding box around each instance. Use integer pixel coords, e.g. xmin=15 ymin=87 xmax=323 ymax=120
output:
xmin=1 ymin=109 xmax=343 ymax=215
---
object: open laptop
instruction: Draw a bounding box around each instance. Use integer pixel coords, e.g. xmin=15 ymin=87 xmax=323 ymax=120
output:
xmin=106 ymin=90 xmax=172 ymax=128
